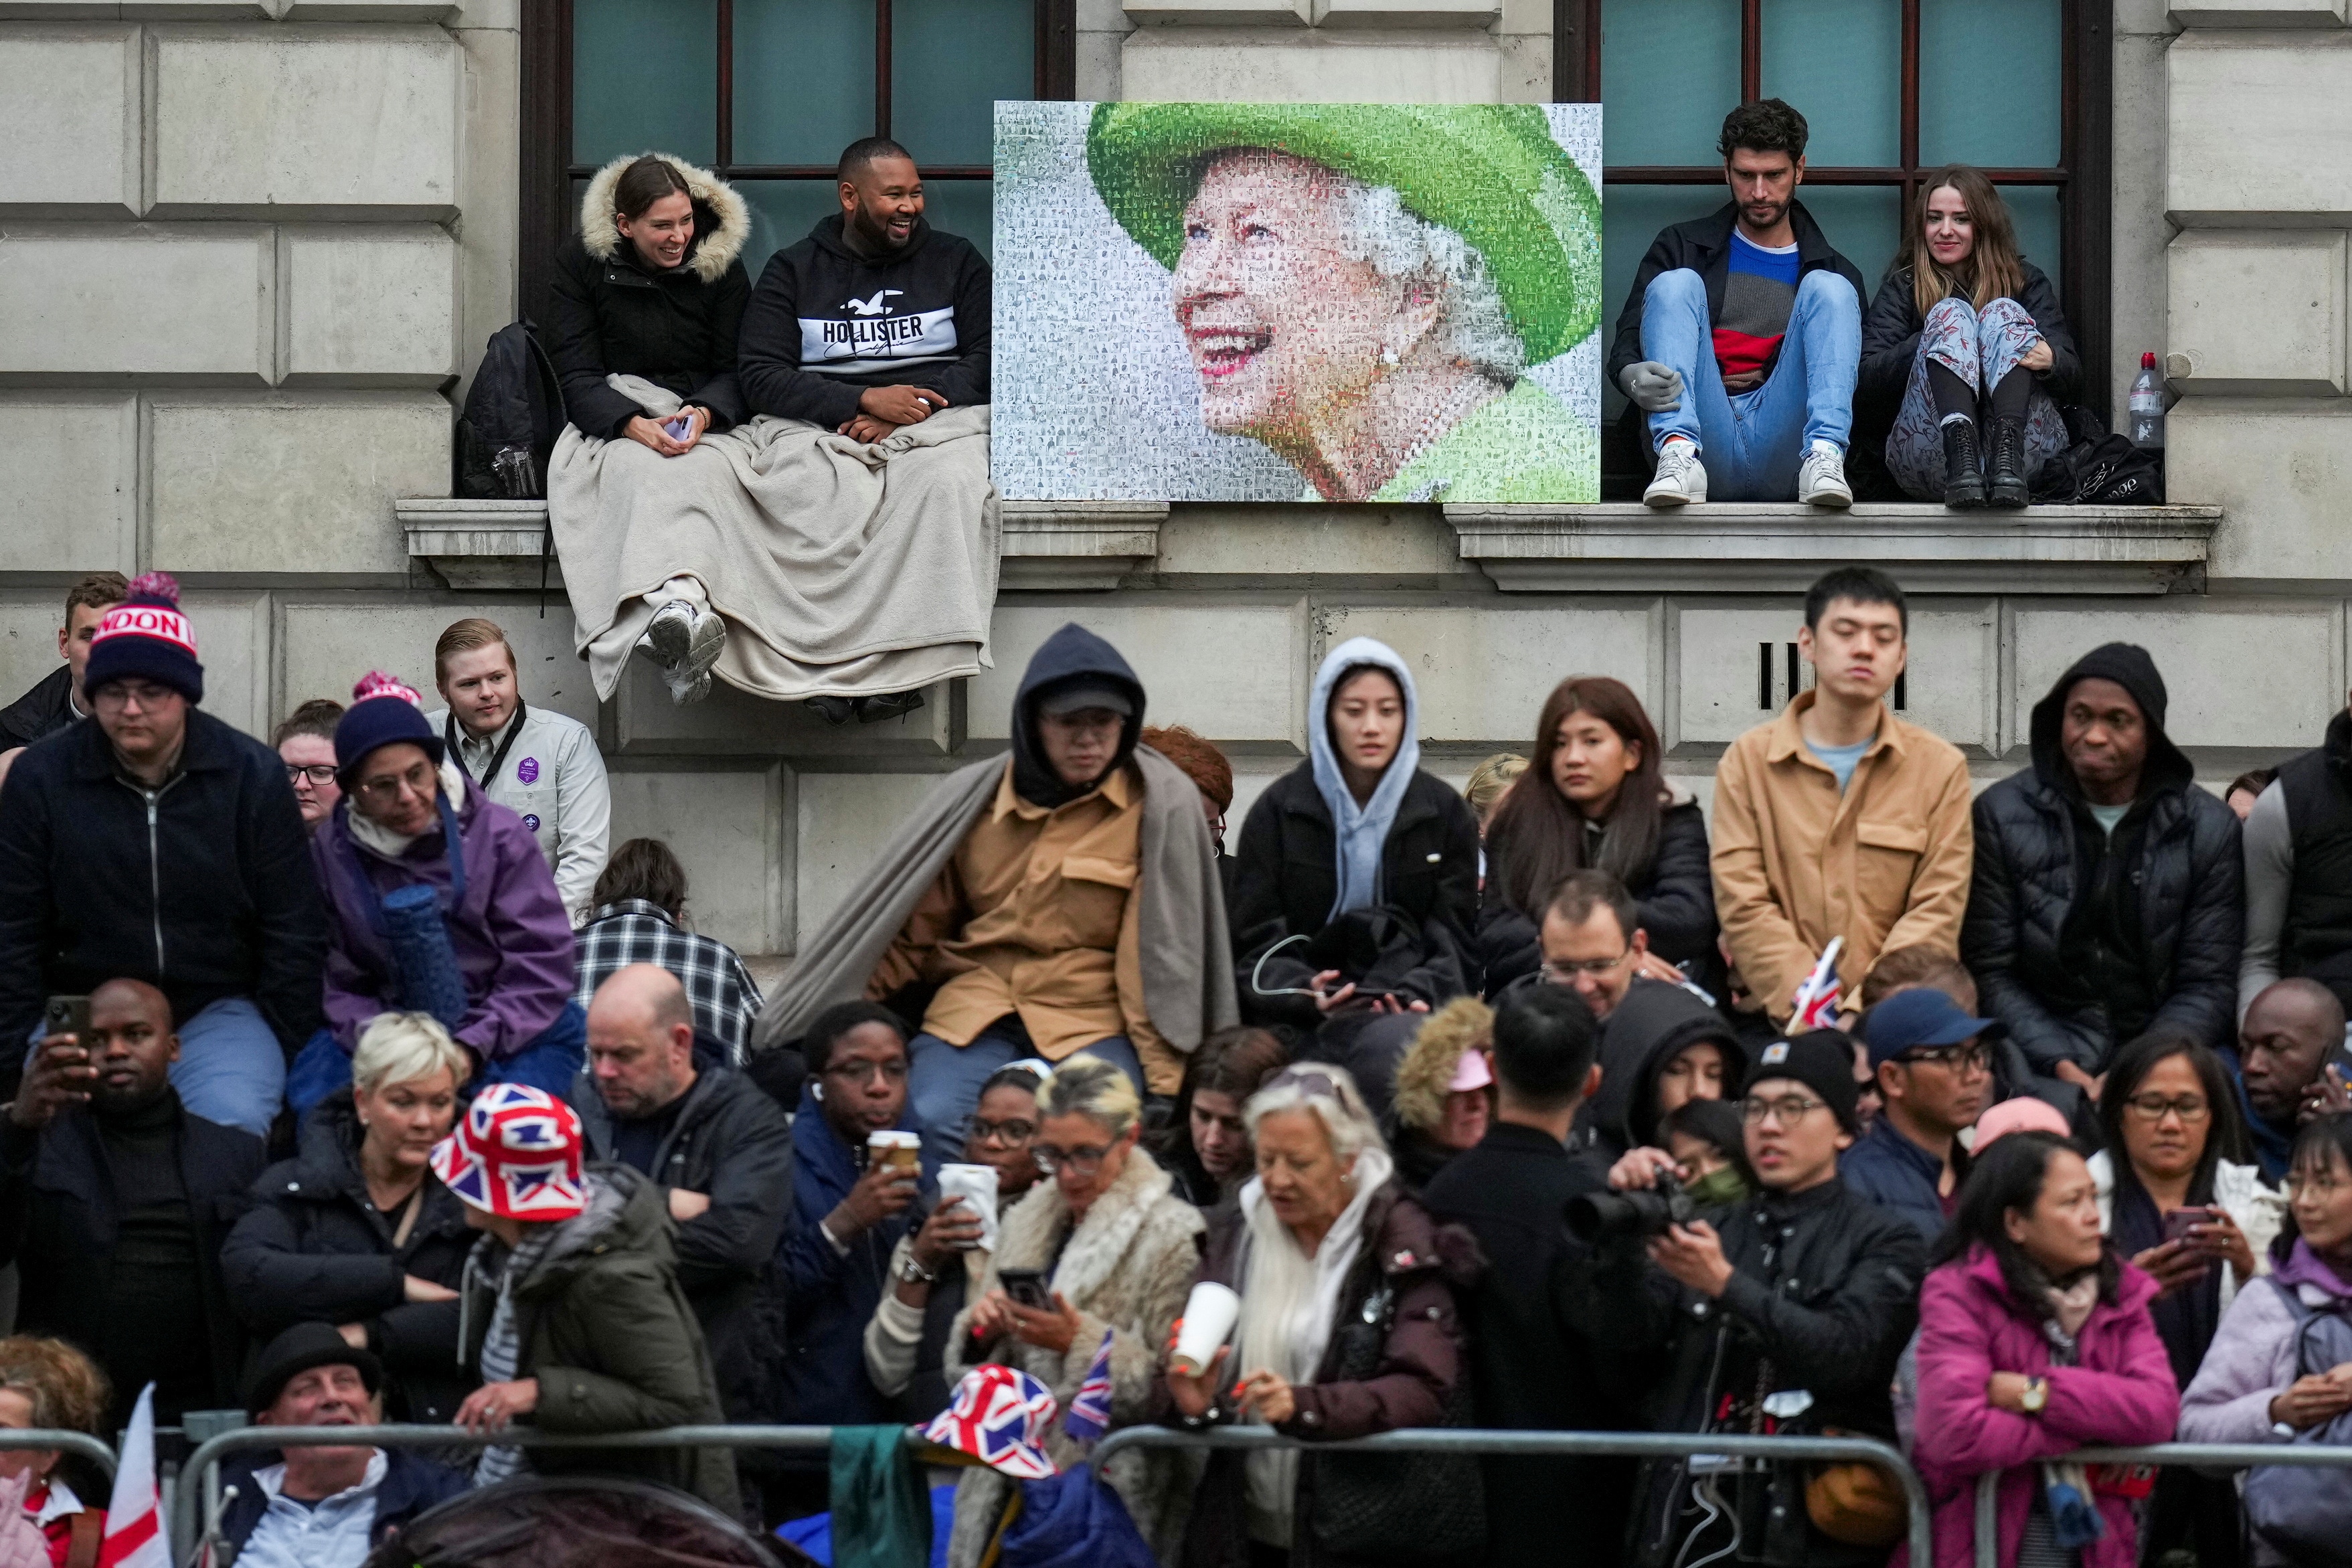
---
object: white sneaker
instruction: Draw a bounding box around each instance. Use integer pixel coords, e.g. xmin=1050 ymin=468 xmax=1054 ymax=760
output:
xmin=639 ymin=598 xmax=726 ymax=705
xmin=1645 ymin=440 xmax=1707 ymax=507
xmin=1799 ymin=446 xmax=1853 ymax=509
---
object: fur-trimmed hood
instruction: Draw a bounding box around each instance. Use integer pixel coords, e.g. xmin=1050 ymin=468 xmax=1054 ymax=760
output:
xmin=1390 ymin=995 xmax=1493 ymax=1136
xmin=579 ymin=151 xmax=750 ymax=284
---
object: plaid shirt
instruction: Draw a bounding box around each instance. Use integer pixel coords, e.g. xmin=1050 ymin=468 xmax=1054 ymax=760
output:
xmin=574 ymin=900 xmax=764 ymax=1063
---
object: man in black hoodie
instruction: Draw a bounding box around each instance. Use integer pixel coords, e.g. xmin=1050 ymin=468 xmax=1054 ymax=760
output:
xmin=738 ymin=137 xmax=991 ymax=443
xmin=1964 ymin=642 xmax=2243 ymax=1096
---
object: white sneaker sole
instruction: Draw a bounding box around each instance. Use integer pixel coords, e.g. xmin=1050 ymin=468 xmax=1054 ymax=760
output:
xmin=1805 ymin=484 xmax=1853 ymax=510
xmin=679 ymin=608 xmax=726 ymax=684
xmin=1645 ymin=479 xmax=1704 ymax=508
xmin=641 ymin=604 xmax=694 ymax=670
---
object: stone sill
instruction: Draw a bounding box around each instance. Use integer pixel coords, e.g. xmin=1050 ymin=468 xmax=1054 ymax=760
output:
xmin=399 ymin=499 xmax=1169 ymax=592
xmin=1441 ymin=503 xmax=2225 ymax=594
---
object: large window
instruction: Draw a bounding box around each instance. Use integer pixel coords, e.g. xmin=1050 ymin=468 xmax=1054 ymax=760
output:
xmin=521 ymin=0 xmax=1073 ymax=323
xmin=1555 ymin=0 xmax=2109 ymax=450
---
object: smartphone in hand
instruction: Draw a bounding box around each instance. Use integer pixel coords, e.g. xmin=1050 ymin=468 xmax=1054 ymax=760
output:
xmin=43 ymin=995 xmax=90 ymax=1046
xmin=999 ymin=1268 xmax=1052 ymax=1312
xmin=2161 ymin=1206 xmax=2220 ymax=1246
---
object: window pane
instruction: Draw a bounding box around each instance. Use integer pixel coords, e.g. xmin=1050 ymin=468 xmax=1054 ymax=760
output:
xmin=734 ymin=0 xmax=873 ymax=167
xmin=1602 ymin=0 xmax=1740 ymax=165
xmin=1920 ymin=0 xmax=2060 ymax=167
xmin=736 ymin=177 xmax=993 ymax=278
xmin=573 ymin=0 xmax=717 ymax=166
xmin=1792 ymin=184 xmax=1901 ymax=296
xmin=1760 ymin=0 xmax=1899 ymax=167
xmin=894 ymin=0 xmax=1031 ymax=168
xmin=2003 ymin=182 xmax=2062 ymax=282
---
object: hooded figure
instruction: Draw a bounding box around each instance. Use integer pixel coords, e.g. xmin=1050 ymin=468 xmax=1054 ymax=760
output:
xmin=754 ymin=625 xmax=1236 ymax=1144
xmin=1963 ymin=642 xmax=2243 ymax=1081
xmin=1577 ymin=978 xmax=1747 ymax=1166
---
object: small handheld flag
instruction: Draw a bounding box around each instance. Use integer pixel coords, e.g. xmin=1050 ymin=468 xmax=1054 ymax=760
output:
xmin=1789 ymin=936 xmax=1844 ymax=1031
xmin=1062 ymin=1329 xmax=1116 ymax=1445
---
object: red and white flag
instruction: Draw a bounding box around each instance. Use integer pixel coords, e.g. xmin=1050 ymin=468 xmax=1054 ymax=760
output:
xmin=97 ymin=1383 xmax=168 ymax=1568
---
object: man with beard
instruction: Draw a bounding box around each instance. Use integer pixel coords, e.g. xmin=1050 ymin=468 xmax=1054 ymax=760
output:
xmin=738 ymin=137 xmax=991 ymax=445
xmin=1608 ymin=99 xmax=1865 ymax=508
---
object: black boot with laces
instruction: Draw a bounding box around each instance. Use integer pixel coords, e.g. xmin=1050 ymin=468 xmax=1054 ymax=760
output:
xmin=1940 ymin=420 xmax=1985 ymax=509
xmin=1986 ymin=415 xmax=2029 ymax=509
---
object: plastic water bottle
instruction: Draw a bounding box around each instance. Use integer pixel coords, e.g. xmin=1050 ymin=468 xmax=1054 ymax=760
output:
xmin=2129 ymin=351 xmax=2165 ymax=448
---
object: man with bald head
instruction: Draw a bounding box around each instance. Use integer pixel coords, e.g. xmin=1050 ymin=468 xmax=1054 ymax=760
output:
xmin=2236 ymin=977 xmax=2352 ymax=1182
xmin=568 ymin=964 xmax=792 ymax=1422
xmin=0 ymin=977 xmax=266 ymax=1428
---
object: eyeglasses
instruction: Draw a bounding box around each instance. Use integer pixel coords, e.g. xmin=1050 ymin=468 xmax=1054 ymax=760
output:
xmin=1742 ymin=1094 xmax=1829 ymax=1126
xmin=284 ymin=764 xmax=339 ymax=786
xmin=1031 ymin=1142 xmax=1114 ymax=1177
xmin=2288 ymin=1172 xmax=2348 ymax=1200
xmin=353 ymin=763 xmax=438 ymax=804
xmin=1542 ymin=950 xmax=1632 ymax=982
xmin=1897 ymin=1044 xmax=1991 ymax=1075
xmin=2122 ymin=1093 xmax=2210 ymax=1124
xmin=971 ymin=1116 xmax=1035 ymax=1146
xmin=825 ymin=1057 xmax=907 ymax=1085
xmin=90 ymin=681 xmax=177 ymax=712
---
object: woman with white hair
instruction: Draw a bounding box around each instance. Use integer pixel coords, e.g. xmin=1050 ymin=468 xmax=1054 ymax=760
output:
xmin=1167 ymin=1063 xmax=1479 ymax=1567
xmin=942 ymin=1054 xmax=1207 ymax=1567
xmin=222 ymin=1013 xmax=481 ymax=1421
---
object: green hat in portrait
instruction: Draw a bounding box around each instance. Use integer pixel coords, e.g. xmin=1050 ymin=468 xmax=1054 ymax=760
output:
xmin=1085 ymin=101 xmax=1604 ymax=363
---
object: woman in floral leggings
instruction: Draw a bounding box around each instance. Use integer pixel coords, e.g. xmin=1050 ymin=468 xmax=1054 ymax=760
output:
xmin=1858 ymin=165 xmax=2080 ymax=509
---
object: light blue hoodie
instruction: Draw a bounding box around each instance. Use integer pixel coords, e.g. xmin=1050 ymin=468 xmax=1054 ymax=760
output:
xmin=1307 ymin=637 xmax=1421 ymax=920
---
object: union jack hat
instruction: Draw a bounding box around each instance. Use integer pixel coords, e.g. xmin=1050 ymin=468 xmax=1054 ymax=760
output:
xmin=921 ymin=1365 xmax=1061 ymax=1479
xmin=430 ymin=1084 xmax=587 ymax=1221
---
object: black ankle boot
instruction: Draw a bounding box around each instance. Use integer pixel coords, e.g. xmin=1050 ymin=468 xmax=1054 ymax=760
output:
xmin=1940 ymin=420 xmax=1985 ymax=509
xmin=1986 ymin=416 xmax=2029 ymax=509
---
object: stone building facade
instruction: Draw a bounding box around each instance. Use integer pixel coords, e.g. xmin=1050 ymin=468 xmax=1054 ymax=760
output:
xmin=1 ymin=0 xmax=2338 ymax=962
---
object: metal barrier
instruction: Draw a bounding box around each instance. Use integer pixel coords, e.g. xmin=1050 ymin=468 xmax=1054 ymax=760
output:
xmin=0 ymin=1427 xmax=116 ymax=1481
xmin=1970 ymin=1442 xmax=2352 ymax=1568
xmin=171 ymin=1422 xmax=851 ymax=1564
xmin=1092 ymin=1423 xmax=1936 ymax=1568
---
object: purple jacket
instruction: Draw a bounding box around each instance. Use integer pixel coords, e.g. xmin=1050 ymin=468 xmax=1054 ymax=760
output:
xmin=313 ymin=782 xmax=575 ymax=1062
xmin=1904 ymin=1246 xmax=2178 ymax=1568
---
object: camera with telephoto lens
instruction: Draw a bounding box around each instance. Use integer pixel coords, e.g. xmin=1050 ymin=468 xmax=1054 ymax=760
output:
xmin=1564 ymin=1168 xmax=1697 ymax=1243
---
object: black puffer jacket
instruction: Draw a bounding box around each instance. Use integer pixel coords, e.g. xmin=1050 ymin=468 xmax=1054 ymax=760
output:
xmin=1477 ymin=793 xmax=1717 ymax=996
xmin=1964 ymin=643 xmax=2242 ymax=1075
xmin=1856 ymin=260 xmax=2081 ymax=466
xmin=1231 ymin=766 xmax=1481 ymax=1030
xmin=220 ymin=1094 xmax=478 ymax=1421
xmin=544 ymin=153 xmax=753 ymax=440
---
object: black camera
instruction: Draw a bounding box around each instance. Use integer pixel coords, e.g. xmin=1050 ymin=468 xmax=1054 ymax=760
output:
xmin=1565 ymin=1168 xmax=1697 ymax=1243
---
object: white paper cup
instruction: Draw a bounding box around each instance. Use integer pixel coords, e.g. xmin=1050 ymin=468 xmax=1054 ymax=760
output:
xmin=937 ymin=1162 xmax=1001 ymax=1252
xmin=1171 ymin=1281 xmax=1242 ymax=1377
xmin=867 ymin=1129 xmax=920 ymax=1176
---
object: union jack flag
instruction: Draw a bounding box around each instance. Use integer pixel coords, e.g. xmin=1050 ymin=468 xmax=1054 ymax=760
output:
xmin=922 ymin=1365 xmax=1060 ymax=1479
xmin=1061 ymin=1329 xmax=1116 ymax=1445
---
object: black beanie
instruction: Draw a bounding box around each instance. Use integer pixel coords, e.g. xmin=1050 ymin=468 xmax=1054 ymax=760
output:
xmin=1741 ymin=1029 xmax=1861 ymax=1134
xmin=2050 ymin=642 xmax=2167 ymax=734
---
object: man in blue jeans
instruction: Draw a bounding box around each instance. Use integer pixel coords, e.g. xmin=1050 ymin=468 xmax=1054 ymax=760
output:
xmin=1607 ymin=99 xmax=1865 ymax=508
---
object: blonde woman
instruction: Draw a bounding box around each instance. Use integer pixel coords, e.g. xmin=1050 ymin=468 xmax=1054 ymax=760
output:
xmin=1461 ymin=754 xmax=1525 ymax=834
xmin=945 ymin=1055 xmax=1205 ymax=1566
xmin=1858 ymin=164 xmax=2079 ymax=508
xmin=222 ymin=1013 xmax=478 ymax=1421
xmin=0 ymin=1336 xmax=108 ymax=1563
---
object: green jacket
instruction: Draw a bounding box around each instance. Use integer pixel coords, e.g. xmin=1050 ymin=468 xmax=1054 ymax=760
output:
xmin=1370 ymin=377 xmax=1598 ymax=503
xmin=460 ymin=1164 xmax=739 ymax=1513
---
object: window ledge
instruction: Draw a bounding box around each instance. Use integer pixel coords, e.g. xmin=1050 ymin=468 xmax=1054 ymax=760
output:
xmin=398 ymin=498 xmax=1168 ymax=593
xmin=1441 ymin=503 xmax=2225 ymax=595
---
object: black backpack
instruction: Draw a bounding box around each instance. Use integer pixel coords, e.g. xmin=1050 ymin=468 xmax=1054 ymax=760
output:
xmin=455 ymin=320 xmax=566 ymax=499
xmin=2029 ymin=405 xmax=2165 ymax=505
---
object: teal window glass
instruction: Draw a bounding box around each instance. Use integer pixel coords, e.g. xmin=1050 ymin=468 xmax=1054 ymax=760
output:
xmin=894 ymin=0 xmax=1032 ymax=167
xmin=2003 ymin=183 xmax=2062 ymax=278
xmin=738 ymin=178 xmax=993 ymax=276
xmin=734 ymin=0 xmax=873 ymax=167
xmin=1920 ymin=0 xmax=2061 ymax=166
xmin=917 ymin=180 xmax=996 ymax=259
xmin=572 ymin=0 xmax=716 ymax=165
xmin=1602 ymin=0 xmax=1740 ymax=165
xmin=1760 ymin=0 xmax=1900 ymax=168
xmin=1791 ymin=184 xmax=1902 ymax=292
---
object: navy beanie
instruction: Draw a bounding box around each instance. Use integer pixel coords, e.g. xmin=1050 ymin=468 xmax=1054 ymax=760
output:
xmin=333 ymin=671 xmax=444 ymax=784
xmin=82 ymin=572 xmax=203 ymax=704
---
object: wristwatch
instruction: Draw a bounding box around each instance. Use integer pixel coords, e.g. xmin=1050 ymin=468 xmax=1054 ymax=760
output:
xmin=2021 ymin=1377 xmax=2049 ymax=1415
xmin=896 ymin=1253 xmax=939 ymax=1286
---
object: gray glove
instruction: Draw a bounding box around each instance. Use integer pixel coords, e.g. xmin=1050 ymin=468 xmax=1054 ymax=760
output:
xmin=1618 ymin=360 xmax=1685 ymax=413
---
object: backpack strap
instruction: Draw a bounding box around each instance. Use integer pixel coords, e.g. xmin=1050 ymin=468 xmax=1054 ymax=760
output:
xmin=64 ymin=1508 xmax=103 ymax=1568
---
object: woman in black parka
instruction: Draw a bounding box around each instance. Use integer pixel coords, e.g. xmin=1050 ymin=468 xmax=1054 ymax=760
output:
xmin=221 ymin=1013 xmax=478 ymax=1422
xmin=1228 ymin=638 xmax=1479 ymax=1117
xmin=1478 ymin=675 xmax=1717 ymax=999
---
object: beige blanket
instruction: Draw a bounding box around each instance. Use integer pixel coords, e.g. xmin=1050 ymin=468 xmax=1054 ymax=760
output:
xmin=548 ymin=398 xmax=1000 ymax=701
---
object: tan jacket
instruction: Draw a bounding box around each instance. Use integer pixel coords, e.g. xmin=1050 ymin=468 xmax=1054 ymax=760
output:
xmin=869 ymin=760 xmax=1177 ymax=1085
xmin=1711 ymin=691 xmax=1974 ymax=1024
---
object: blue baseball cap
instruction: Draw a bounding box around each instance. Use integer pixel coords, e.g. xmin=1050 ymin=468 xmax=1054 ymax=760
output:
xmin=1861 ymin=988 xmax=2005 ymax=1067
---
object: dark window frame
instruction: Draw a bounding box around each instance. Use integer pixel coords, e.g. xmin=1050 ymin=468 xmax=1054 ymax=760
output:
xmin=1552 ymin=0 xmax=2111 ymax=416
xmin=518 ymin=0 xmax=1076 ymax=325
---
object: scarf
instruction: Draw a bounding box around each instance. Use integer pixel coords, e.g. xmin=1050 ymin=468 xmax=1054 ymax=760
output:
xmin=2271 ymin=1237 xmax=2352 ymax=1301
xmin=346 ymin=762 xmax=469 ymax=861
xmin=1306 ymin=638 xmax=1421 ymax=920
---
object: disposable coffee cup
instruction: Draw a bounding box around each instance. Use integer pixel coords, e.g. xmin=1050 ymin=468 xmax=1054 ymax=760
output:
xmin=867 ymin=1130 xmax=920 ymax=1177
xmin=937 ymin=1163 xmax=1001 ymax=1252
xmin=1171 ymin=1281 xmax=1242 ymax=1377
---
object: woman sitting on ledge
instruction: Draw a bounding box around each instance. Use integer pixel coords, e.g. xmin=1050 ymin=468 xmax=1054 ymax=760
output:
xmin=1858 ymin=165 xmax=2079 ymax=510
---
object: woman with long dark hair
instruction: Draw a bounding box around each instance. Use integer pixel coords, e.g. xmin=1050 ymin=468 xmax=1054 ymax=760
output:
xmin=1155 ymin=1026 xmax=1294 ymax=1208
xmin=1910 ymin=1131 xmax=2177 ymax=1568
xmin=1477 ymin=676 xmax=1714 ymax=996
xmin=1858 ymin=165 xmax=2080 ymax=509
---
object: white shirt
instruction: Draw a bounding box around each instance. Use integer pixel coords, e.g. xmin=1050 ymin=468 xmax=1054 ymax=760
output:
xmin=425 ymin=702 xmax=610 ymax=921
xmin=234 ymin=1450 xmax=387 ymax=1568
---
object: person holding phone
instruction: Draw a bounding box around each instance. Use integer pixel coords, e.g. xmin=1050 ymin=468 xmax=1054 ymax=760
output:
xmin=2090 ymin=1032 xmax=2284 ymax=1567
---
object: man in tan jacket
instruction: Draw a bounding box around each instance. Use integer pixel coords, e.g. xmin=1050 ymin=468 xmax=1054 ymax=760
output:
xmin=1712 ymin=567 xmax=1973 ymax=1027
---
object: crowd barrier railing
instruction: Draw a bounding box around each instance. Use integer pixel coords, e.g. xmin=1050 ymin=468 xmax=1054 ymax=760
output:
xmin=0 ymin=1428 xmax=116 ymax=1480
xmin=1970 ymin=1442 xmax=2352 ymax=1568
